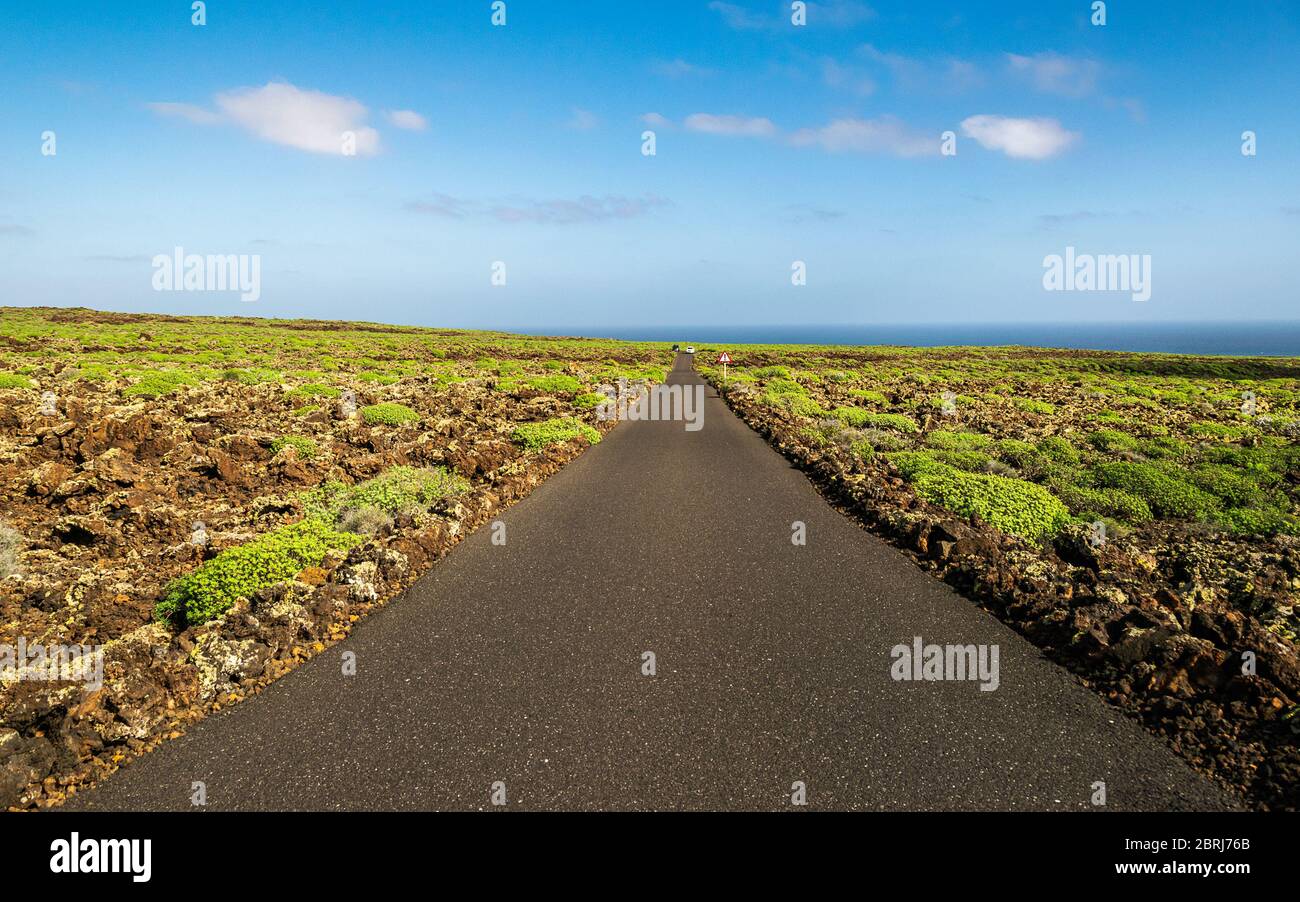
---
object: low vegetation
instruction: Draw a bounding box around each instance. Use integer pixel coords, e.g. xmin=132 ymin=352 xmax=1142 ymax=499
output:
xmin=694 ymin=339 xmax=1300 ymax=810
xmin=0 ymin=306 xmax=673 ymax=808
xmin=511 ymin=417 xmax=602 ymax=449
xmin=360 ymin=402 xmax=421 ymax=427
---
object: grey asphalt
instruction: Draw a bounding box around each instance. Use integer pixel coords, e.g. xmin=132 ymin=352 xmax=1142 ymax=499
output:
xmin=65 ymin=354 xmax=1239 ymax=811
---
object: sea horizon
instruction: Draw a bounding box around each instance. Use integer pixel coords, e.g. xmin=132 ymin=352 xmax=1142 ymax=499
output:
xmin=510 ymin=320 xmax=1300 ymax=357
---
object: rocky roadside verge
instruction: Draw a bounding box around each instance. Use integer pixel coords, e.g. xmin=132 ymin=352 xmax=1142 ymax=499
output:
xmin=0 ymin=397 xmax=615 ymax=810
xmin=713 ymin=381 xmax=1300 ymax=811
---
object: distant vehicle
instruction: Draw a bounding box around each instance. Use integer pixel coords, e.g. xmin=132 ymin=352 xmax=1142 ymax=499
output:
xmin=685 ymin=346 xmax=695 ymax=354
xmin=671 ymin=343 xmax=680 ymax=351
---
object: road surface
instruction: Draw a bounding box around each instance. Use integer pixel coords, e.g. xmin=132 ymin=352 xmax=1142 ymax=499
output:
xmin=66 ymin=354 xmax=1238 ymax=810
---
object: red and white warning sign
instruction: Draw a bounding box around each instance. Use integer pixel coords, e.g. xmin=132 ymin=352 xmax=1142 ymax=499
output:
xmin=717 ymin=352 xmax=732 ymax=364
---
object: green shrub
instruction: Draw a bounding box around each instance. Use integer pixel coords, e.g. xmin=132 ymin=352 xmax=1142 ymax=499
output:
xmin=1202 ymin=442 xmax=1297 ymax=477
xmin=306 ymin=466 xmax=470 ymax=518
xmin=849 ymin=439 xmax=875 ymax=462
xmin=926 ymin=430 xmax=991 ymax=451
xmin=1189 ymin=422 xmax=1254 ymax=441
xmin=358 ymin=371 xmax=399 ymax=385
xmin=1216 ymin=506 xmax=1300 ymax=537
xmin=887 ymin=451 xmax=949 ymax=481
xmin=361 ymin=403 xmax=420 ymax=426
xmin=848 ymin=389 xmax=888 ymax=405
xmin=1053 ymin=484 xmax=1154 ymax=524
xmin=911 ymin=465 xmax=1071 ymax=541
xmin=0 ymin=373 xmax=34 ymax=389
xmin=1089 ymin=461 xmax=1221 ymax=519
xmin=155 ymin=516 xmax=362 ymax=625
xmin=526 ymin=375 xmax=583 ymax=394
xmin=1037 ymin=436 xmax=1082 ymax=466
xmin=573 ymin=392 xmax=608 ymax=408
xmin=1087 ymin=429 xmax=1141 ymax=453
xmin=991 ymin=439 xmax=1064 ymax=479
xmin=123 ymin=370 xmax=196 ymax=398
xmin=271 ymin=435 xmax=318 ymax=459
xmin=1188 ymin=464 xmax=1267 ymax=508
xmin=753 ymin=366 xmax=790 ymax=378
xmin=764 ymin=377 xmax=806 ymax=396
xmin=288 ymin=382 xmax=341 ymax=399
xmin=833 ymin=409 xmax=918 ymax=433
xmin=58 ymin=363 xmax=114 ymax=383
xmin=858 ymin=428 xmax=910 ymax=452
xmin=512 ymin=417 xmax=601 ymax=449
xmin=831 ymin=407 xmax=871 ymax=427
xmin=1140 ymin=436 xmax=1191 ymax=460
xmin=785 ymin=396 xmax=827 ymax=418
xmin=1015 ymin=398 xmax=1055 ymax=414
xmin=222 ymin=368 xmax=280 ymax=385
xmin=934 ymin=450 xmax=992 ymax=473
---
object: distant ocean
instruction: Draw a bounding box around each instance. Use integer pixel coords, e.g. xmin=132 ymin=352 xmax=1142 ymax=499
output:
xmin=531 ymin=322 xmax=1300 ymax=357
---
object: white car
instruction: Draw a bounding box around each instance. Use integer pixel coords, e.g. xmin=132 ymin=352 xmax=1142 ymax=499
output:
xmin=685 ymin=346 xmax=695 ymax=354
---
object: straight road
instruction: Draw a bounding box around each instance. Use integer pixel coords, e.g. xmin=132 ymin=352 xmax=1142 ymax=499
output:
xmin=66 ymin=354 xmax=1237 ymax=810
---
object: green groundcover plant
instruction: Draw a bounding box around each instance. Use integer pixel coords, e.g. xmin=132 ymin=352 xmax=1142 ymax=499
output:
xmin=360 ymin=402 xmax=421 ymax=426
xmin=511 ymin=417 xmax=601 ymax=449
xmin=157 ymin=467 xmax=469 ymax=626
xmin=889 ymin=452 xmax=1070 ymax=541
xmin=155 ymin=516 xmax=361 ymax=625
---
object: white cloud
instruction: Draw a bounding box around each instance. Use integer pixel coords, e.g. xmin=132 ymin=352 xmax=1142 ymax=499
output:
xmin=1103 ymin=95 xmax=1147 ymax=123
xmin=707 ymin=1 xmax=772 ymax=30
xmin=641 ymin=112 xmax=673 ymax=129
xmin=821 ymin=58 xmax=877 ymax=96
xmin=404 ymin=193 xmax=472 ymax=219
xmin=857 ymin=44 xmax=983 ymax=93
xmin=215 ymin=83 xmax=379 ymax=155
xmin=709 ymin=0 xmax=873 ymax=30
xmin=147 ymin=102 xmax=224 ymax=126
xmin=385 ymin=109 xmax=428 ymax=131
xmin=567 ymin=107 xmax=599 ymax=130
xmin=674 ymin=111 xmax=939 ymax=158
xmin=788 ymin=116 xmax=937 ymax=157
xmin=1006 ymin=52 xmax=1102 ymax=98
xmin=960 ymin=114 xmax=1079 ymax=160
xmin=149 ymin=82 xmax=382 ymax=156
xmin=684 ymin=113 xmax=777 ymax=138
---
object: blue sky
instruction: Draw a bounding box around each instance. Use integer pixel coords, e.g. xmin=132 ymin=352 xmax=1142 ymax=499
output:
xmin=2 ymin=0 xmax=1298 ymax=330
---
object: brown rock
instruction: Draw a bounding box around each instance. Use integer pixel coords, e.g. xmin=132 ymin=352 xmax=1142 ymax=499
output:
xmin=28 ymin=460 xmax=72 ymax=496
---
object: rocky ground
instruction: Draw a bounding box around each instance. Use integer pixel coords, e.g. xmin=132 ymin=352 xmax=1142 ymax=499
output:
xmin=695 ymin=344 xmax=1300 ymax=810
xmin=5 ymin=310 xmax=1296 ymax=811
xmin=0 ymin=308 xmax=667 ymax=809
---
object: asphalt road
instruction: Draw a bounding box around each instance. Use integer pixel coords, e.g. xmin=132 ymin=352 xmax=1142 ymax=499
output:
xmin=66 ymin=354 xmax=1238 ymax=811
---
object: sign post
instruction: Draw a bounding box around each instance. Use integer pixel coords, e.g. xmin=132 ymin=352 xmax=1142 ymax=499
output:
xmin=717 ymin=352 xmax=732 ymax=391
